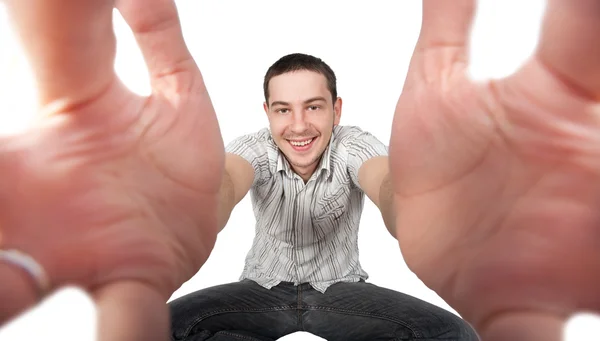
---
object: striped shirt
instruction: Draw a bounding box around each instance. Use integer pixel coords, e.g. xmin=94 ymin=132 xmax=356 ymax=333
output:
xmin=226 ymin=125 xmax=388 ymax=293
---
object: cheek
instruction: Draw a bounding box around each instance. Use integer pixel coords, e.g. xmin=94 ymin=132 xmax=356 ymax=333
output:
xmin=313 ymin=120 xmax=334 ymax=135
xmin=310 ymin=114 xmax=333 ymax=130
xmin=269 ymin=121 xmax=287 ymax=139
xmin=318 ymin=132 xmax=332 ymax=147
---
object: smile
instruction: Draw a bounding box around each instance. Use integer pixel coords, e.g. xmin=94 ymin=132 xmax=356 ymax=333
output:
xmin=290 ymin=138 xmax=313 ymax=146
xmin=288 ymin=137 xmax=317 ymax=151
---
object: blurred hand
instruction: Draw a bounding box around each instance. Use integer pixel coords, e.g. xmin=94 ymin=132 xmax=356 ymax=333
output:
xmin=390 ymin=1 xmax=600 ymax=340
xmin=0 ymin=0 xmax=224 ymax=339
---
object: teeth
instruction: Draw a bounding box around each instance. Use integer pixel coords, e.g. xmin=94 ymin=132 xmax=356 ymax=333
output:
xmin=290 ymin=138 xmax=313 ymax=147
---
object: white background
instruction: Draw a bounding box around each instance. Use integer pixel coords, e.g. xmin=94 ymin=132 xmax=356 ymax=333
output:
xmin=0 ymin=1 xmax=598 ymax=340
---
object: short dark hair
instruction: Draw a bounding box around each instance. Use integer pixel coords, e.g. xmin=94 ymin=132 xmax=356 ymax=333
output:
xmin=263 ymin=53 xmax=337 ymax=105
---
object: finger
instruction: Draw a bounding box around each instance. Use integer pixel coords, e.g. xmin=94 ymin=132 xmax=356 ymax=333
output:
xmin=417 ymin=0 xmax=476 ymax=50
xmin=3 ymin=0 xmax=117 ymax=111
xmin=404 ymin=0 xmax=476 ymax=88
xmin=93 ymin=281 xmax=169 ymax=341
xmin=116 ymin=0 xmax=201 ymax=91
xmin=536 ymin=0 xmax=600 ymax=99
xmin=0 ymin=261 xmax=39 ymax=325
xmin=479 ymin=311 xmax=565 ymax=341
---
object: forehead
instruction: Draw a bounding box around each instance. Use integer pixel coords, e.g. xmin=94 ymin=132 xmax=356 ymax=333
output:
xmin=268 ymin=70 xmax=330 ymax=104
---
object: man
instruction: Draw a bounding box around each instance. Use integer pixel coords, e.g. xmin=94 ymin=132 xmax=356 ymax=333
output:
xmin=0 ymin=1 xmax=599 ymax=341
xmin=168 ymin=53 xmax=479 ymax=340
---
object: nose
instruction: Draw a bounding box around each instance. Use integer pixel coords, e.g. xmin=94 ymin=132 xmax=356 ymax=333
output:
xmin=290 ymin=111 xmax=308 ymax=134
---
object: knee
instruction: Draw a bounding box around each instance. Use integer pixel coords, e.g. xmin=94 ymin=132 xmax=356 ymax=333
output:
xmin=431 ymin=314 xmax=480 ymax=341
xmin=168 ymin=298 xmax=210 ymax=341
xmin=402 ymin=308 xmax=479 ymax=340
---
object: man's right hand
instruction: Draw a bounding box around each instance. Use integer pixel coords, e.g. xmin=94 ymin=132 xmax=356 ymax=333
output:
xmin=0 ymin=0 xmax=223 ymax=339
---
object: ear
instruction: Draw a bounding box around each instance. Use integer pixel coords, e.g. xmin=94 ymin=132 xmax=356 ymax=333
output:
xmin=263 ymin=102 xmax=269 ymax=115
xmin=333 ymin=97 xmax=343 ymax=126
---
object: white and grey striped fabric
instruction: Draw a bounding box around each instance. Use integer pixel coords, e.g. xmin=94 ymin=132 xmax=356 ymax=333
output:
xmin=226 ymin=125 xmax=388 ymax=293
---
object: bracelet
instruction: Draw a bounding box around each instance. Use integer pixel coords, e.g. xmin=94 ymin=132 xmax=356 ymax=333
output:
xmin=0 ymin=249 xmax=50 ymax=300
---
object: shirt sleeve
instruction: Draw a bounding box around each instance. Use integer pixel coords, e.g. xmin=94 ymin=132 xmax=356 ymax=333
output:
xmin=225 ymin=132 xmax=272 ymax=187
xmin=345 ymin=127 xmax=389 ymax=190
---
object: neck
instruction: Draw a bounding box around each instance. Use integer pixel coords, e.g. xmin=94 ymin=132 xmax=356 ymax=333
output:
xmin=292 ymin=162 xmax=318 ymax=183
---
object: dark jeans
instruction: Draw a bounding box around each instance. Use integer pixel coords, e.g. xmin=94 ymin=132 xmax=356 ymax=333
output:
xmin=169 ymin=279 xmax=479 ymax=341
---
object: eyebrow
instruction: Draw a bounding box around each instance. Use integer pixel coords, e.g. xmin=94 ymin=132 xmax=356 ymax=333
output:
xmin=270 ymin=96 xmax=328 ymax=107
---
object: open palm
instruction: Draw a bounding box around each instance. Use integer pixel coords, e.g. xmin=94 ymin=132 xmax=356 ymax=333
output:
xmin=390 ymin=1 xmax=600 ymax=340
xmin=0 ymin=0 xmax=223 ymax=339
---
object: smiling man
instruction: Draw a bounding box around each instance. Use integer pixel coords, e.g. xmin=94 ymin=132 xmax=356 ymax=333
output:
xmin=168 ymin=53 xmax=478 ymax=341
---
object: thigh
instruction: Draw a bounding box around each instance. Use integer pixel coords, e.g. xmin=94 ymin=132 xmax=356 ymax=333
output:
xmin=301 ymin=281 xmax=479 ymax=341
xmin=169 ymin=280 xmax=299 ymax=341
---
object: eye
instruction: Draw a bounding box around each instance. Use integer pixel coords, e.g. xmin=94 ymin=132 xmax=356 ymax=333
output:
xmin=308 ymin=105 xmax=320 ymax=111
xmin=276 ymin=108 xmax=290 ymax=114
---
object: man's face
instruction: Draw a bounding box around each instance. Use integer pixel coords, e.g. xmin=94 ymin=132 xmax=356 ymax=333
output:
xmin=264 ymin=70 xmax=342 ymax=179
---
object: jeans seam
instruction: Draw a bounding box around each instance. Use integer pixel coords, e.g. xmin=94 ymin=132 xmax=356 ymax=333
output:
xmin=297 ymin=285 xmax=304 ymax=331
xmin=217 ymin=331 xmax=265 ymax=341
xmin=181 ymin=306 xmax=296 ymax=339
xmin=302 ymin=305 xmax=422 ymax=338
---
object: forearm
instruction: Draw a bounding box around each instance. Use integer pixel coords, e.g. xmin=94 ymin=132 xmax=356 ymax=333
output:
xmin=0 ymin=262 xmax=38 ymax=325
xmin=378 ymin=173 xmax=397 ymax=239
xmin=217 ymin=170 xmax=236 ymax=232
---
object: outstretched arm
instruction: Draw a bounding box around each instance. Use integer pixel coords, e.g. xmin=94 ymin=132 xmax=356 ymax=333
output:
xmin=358 ymin=156 xmax=397 ymax=239
xmin=217 ymin=153 xmax=255 ymax=232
